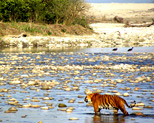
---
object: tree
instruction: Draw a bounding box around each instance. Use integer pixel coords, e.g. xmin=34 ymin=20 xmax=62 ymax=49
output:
xmin=0 ymin=0 xmax=89 ymax=27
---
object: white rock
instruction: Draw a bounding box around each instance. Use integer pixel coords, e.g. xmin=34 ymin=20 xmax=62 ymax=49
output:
xmin=123 ymin=93 xmax=129 ymax=97
xmin=69 ymin=117 xmax=79 ymax=120
xmin=132 ymin=107 xmax=142 ymax=110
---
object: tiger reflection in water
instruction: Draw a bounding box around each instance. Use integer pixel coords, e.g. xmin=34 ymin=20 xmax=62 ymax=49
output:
xmin=93 ymin=114 xmax=126 ymax=123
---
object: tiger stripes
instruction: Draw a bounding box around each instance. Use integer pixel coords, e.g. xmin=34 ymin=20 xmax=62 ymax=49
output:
xmin=84 ymin=93 xmax=136 ymax=115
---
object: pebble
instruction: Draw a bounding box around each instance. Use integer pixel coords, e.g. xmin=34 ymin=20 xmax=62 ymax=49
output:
xmin=132 ymin=107 xmax=142 ymax=110
xmin=49 ymin=106 xmax=54 ymax=109
xmin=31 ymin=105 xmax=40 ymax=108
xmin=22 ymin=104 xmax=31 ymax=108
xmin=41 ymin=85 xmax=51 ymax=90
xmin=66 ymin=108 xmax=73 ymax=113
xmin=41 ymin=107 xmax=49 ymax=110
xmin=69 ymin=117 xmax=79 ymax=120
xmin=123 ymin=93 xmax=129 ymax=97
xmin=8 ymin=101 xmax=18 ymax=105
xmin=8 ymin=107 xmax=18 ymax=111
xmin=28 ymin=81 xmax=36 ymax=86
xmin=64 ymin=87 xmax=71 ymax=91
xmin=72 ymin=86 xmax=79 ymax=90
xmin=9 ymin=80 xmax=21 ymax=85
xmin=136 ymin=102 xmax=145 ymax=107
xmin=78 ymin=101 xmax=84 ymax=103
xmin=133 ymin=87 xmax=141 ymax=91
xmin=78 ymin=95 xmax=84 ymax=98
xmin=151 ymin=92 xmax=154 ymax=95
xmin=58 ymin=108 xmax=66 ymax=111
xmin=38 ymin=121 xmax=43 ymax=123
xmin=58 ymin=103 xmax=67 ymax=108
xmin=144 ymin=105 xmax=153 ymax=108
xmin=115 ymin=92 xmax=122 ymax=96
xmin=21 ymin=115 xmax=27 ymax=118
xmin=131 ymin=118 xmax=135 ymax=121
xmin=5 ymin=107 xmax=18 ymax=113
xmin=116 ymin=79 xmax=123 ymax=83
xmin=68 ymin=99 xmax=75 ymax=103
xmin=31 ymin=99 xmax=40 ymax=102
xmin=134 ymin=112 xmax=144 ymax=116
xmin=112 ymin=90 xmax=118 ymax=93
xmin=42 ymin=97 xmax=54 ymax=100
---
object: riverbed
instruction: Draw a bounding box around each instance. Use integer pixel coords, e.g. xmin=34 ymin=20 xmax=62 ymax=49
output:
xmin=0 ymin=47 xmax=154 ymax=123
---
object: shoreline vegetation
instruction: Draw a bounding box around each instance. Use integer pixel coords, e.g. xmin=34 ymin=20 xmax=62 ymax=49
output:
xmin=0 ymin=1 xmax=154 ymax=49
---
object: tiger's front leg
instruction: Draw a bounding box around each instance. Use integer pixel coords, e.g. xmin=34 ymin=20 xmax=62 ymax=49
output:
xmin=93 ymin=103 xmax=101 ymax=115
xmin=93 ymin=103 xmax=98 ymax=114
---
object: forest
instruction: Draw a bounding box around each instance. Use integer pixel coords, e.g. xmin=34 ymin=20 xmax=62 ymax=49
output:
xmin=0 ymin=0 xmax=88 ymax=27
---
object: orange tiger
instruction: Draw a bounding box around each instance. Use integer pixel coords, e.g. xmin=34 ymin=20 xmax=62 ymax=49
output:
xmin=84 ymin=93 xmax=136 ymax=115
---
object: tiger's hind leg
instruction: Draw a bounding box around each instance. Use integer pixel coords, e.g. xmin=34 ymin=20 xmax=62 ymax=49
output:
xmin=119 ymin=104 xmax=128 ymax=115
xmin=98 ymin=108 xmax=101 ymax=112
xmin=113 ymin=108 xmax=118 ymax=115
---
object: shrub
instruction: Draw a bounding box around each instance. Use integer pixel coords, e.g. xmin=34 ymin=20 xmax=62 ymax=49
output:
xmin=73 ymin=16 xmax=89 ymax=28
xmin=0 ymin=0 xmax=89 ymax=26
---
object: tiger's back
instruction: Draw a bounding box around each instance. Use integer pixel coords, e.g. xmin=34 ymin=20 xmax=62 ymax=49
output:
xmin=98 ymin=94 xmax=128 ymax=109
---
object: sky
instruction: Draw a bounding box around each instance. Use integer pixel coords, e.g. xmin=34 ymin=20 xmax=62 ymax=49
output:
xmin=85 ymin=0 xmax=154 ymax=3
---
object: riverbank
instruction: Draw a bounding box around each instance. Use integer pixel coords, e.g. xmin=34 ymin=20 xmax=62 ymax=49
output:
xmin=1 ymin=23 xmax=154 ymax=48
xmin=0 ymin=3 xmax=154 ymax=48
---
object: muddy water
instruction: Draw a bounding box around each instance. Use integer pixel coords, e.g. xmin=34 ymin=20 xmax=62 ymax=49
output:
xmin=0 ymin=47 xmax=154 ymax=123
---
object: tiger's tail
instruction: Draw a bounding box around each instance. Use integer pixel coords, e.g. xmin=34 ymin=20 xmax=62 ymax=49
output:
xmin=124 ymin=100 xmax=136 ymax=108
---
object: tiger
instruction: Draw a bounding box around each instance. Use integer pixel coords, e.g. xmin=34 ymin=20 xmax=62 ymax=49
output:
xmin=84 ymin=93 xmax=136 ymax=115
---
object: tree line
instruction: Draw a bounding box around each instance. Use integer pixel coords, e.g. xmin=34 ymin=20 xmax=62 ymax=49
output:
xmin=0 ymin=0 xmax=88 ymax=27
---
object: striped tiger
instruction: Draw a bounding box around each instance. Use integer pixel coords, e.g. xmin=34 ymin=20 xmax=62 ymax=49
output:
xmin=84 ymin=93 xmax=136 ymax=115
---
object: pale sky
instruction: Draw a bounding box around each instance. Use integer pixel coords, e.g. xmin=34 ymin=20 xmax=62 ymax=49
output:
xmin=85 ymin=0 xmax=154 ymax=3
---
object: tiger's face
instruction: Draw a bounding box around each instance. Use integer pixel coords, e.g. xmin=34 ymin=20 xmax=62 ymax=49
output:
xmin=84 ymin=93 xmax=95 ymax=103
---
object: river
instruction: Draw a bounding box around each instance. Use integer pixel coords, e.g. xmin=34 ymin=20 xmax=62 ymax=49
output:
xmin=0 ymin=47 xmax=154 ymax=123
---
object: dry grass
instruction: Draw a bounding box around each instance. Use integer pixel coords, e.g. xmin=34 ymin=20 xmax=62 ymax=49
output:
xmin=0 ymin=22 xmax=93 ymax=37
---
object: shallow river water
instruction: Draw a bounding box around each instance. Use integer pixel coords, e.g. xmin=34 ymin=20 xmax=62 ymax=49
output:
xmin=0 ymin=47 xmax=154 ymax=123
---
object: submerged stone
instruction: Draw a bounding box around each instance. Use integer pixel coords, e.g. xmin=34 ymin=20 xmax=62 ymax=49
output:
xmin=58 ymin=103 xmax=67 ymax=108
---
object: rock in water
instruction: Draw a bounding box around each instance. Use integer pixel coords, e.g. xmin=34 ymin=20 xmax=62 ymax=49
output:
xmin=58 ymin=103 xmax=67 ymax=107
xmin=8 ymin=107 xmax=18 ymax=111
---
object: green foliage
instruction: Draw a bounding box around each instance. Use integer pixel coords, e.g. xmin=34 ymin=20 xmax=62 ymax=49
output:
xmin=0 ymin=0 xmax=88 ymax=26
xmin=73 ymin=16 xmax=89 ymax=28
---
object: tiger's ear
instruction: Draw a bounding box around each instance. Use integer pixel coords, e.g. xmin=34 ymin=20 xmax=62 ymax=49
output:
xmin=91 ymin=93 xmax=95 ymax=102
xmin=91 ymin=93 xmax=97 ymax=102
xmin=89 ymin=93 xmax=95 ymax=100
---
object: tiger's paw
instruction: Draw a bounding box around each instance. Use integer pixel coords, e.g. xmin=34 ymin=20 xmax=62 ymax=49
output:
xmin=95 ymin=112 xmax=101 ymax=115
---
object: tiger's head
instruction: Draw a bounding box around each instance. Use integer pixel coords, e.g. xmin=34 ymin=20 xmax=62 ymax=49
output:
xmin=84 ymin=93 xmax=95 ymax=103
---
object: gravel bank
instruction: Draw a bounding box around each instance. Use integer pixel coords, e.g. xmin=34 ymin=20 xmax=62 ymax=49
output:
xmin=1 ymin=3 xmax=154 ymax=48
xmin=2 ymin=23 xmax=154 ymax=48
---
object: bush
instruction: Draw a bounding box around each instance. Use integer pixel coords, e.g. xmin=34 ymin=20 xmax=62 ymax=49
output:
xmin=73 ymin=16 xmax=89 ymax=28
xmin=0 ymin=0 xmax=44 ymax=22
xmin=0 ymin=0 xmax=89 ymax=26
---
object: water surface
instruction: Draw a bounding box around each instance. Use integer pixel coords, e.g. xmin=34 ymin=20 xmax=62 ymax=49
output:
xmin=0 ymin=47 xmax=154 ymax=123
